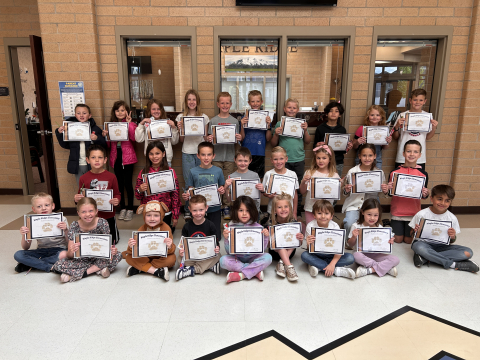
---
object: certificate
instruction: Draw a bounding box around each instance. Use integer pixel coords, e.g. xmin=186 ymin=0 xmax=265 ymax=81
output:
xmin=83 ymin=189 xmax=113 ymax=212
xmin=280 ymin=117 xmax=305 ymax=139
xmin=390 ymin=173 xmax=426 ymax=199
xmin=265 ymin=173 xmax=297 ymax=198
xmin=63 ymin=121 xmax=91 ymax=141
xmin=229 ymin=227 xmax=264 ymax=254
xmin=231 ymin=179 xmax=260 ymax=200
xmin=363 ymin=126 xmax=390 ymax=145
xmin=24 ymin=213 xmax=64 ymax=241
xmin=181 ymin=116 xmax=205 ymax=136
xmin=132 ymin=231 xmax=169 ymax=258
xmin=147 ymin=120 xmax=172 ymax=139
xmin=404 ymin=113 xmax=432 ymax=133
xmin=357 ymin=228 xmax=392 ymax=254
xmin=212 ymin=124 xmax=237 ymax=144
xmin=270 ymin=222 xmax=302 ymax=250
xmin=142 ymin=170 xmax=176 ymax=196
xmin=104 ymin=122 xmax=129 ymax=141
xmin=182 ymin=236 xmax=217 ymax=261
xmin=310 ymin=178 xmax=341 ymax=200
xmin=245 ymin=109 xmax=269 ymax=130
xmin=415 ymin=218 xmax=452 ymax=245
xmin=351 ymin=171 xmax=383 ymax=194
xmin=309 ymin=227 xmax=346 ymax=255
xmin=74 ymin=233 xmax=111 ymax=259
xmin=324 ymin=133 xmax=350 ymax=151
xmin=189 ymin=184 xmax=221 ymax=207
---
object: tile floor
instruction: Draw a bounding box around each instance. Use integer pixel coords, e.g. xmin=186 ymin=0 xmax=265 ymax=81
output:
xmin=1 ymin=199 xmax=479 ymax=359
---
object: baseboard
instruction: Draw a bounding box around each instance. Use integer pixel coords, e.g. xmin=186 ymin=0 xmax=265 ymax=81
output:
xmin=0 ymin=189 xmax=23 ymax=195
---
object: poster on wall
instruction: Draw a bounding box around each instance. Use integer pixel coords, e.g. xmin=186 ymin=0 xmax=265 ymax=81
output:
xmin=59 ymin=81 xmax=85 ymax=119
xmin=224 ymin=55 xmax=278 ymax=73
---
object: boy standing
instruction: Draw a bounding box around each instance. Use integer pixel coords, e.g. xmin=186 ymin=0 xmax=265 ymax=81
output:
xmin=409 ymin=185 xmax=478 ymax=273
xmin=74 ymin=144 xmax=121 ymax=244
xmin=15 ymin=193 xmax=69 ymax=273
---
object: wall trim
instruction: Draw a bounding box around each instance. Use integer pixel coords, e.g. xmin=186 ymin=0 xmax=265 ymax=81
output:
xmin=0 ymin=189 xmax=24 ymax=195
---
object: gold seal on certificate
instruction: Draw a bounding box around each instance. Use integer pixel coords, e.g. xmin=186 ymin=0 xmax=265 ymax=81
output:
xmin=363 ymin=126 xmax=389 ymax=145
xmin=229 ymin=227 xmax=264 ymax=254
xmin=390 ymin=173 xmax=425 ymax=199
xmin=189 ymin=184 xmax=221 ymax=207
xmin=324 ymin=133 xmax=350 ymax=151
xmin=357 ymin=228 xmax=392 ymax=254
xmin=182 ymin=235 xmax=217 ymax=261
xmin=265 ymin=173 xmax=297 ymax=198
xmin=231 ymin=179 xmax=260 ymax=200
xmin=83 ymin=189 xmax=113 ymax=212
xmin=310 ymin=178 xmax=341 ymax=200
xmin=245 ymin=109 xmax=269 ymax=130
xmin=142 ymin=170 xmax=176 ymax=196
xmin=147 ymin=120 xmax=173 ymax=140
xmin=280 ymin=117 xmax=305 ymax=139
xmin=104 ymin=122 xmax=129 ymax=141
xmin=309 ymin=227 xmax=346 ymax=255
xmin=74 ymin=234 xmax=112 ymax=259
xmin=181 ymin=116 xmax=205 ymax=136
xmin=351 ymin=171 xmax=383 ymax=194
xmin=415 ymin=218 xmax=452 ymax=245
xmin=63 ymin=121 xmax=91 ymax=141
xmin=404 ymin=113 xmax=432 ymax=133
xmin=24 ymin=213 xmax=64 ymax=241
xmin=212 ymin=124 xmax=237 ymax=144
xmin=270 ymin=222 xmax=302 ymax=250
xmin=132 ymin=231 xmax=169 ymax=258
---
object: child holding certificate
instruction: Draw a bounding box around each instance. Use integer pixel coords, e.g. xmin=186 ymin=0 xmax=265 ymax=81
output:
xmin=55 ymin=103 xmax=107 ymax=184
xmin=409 ymin=185 xmax=478 ymax=273
xmin=220 ymin=196 xmax=271 ymax=283
xmin=53 ymin=197 xmax=122 ymax=283
xmin=347 ymin=199 xmax=399 ymax=278
xmin=176 ymin=89 xmax=210 ymax=221
xmin=15 ymin=193 xmax=69 ymax=273
xmin=302 ymin=200 xmax=355 ymax=279
xmin=135 ymin=98 xmax=179 ymax=167
xmin=135 ymin=141 xmax=181 ymax=232
xmin=300 ymin=144 xmax=340 ymax=225
xmin=102 ymin=100 xmax=138 ymax=222
xmin=352 ymin=105 xmax=392 ymax=170
xmin=123 ymin=200 xmax=176 ymax=281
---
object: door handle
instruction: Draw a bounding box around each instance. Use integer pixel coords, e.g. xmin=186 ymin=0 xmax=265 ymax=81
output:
xmin=37 ymin=130 xmax=52 ymax=135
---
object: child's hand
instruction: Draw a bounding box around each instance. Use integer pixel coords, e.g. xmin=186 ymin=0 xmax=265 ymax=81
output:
xmin=344 ymin=184 xmax=352 ymax=193
xmin=71 ymin=241 xmax=80 ymax=253
xmin=223 ymin=228 xmax=230 ymax=239
xmin=224 ymin=178 xmax=233 ymax=188
xmin=110 ymin=198 xmax=120 ymax=206
xmin=235 ymin=133 xmax=242 ymax=141
xmin=111 ymin=245 xmax=118 ymax=256
xmin=206 ymin=134 xmax=214 ymax=143
xmin=275 ymin=127 xmax=283 ymax=135
xmin=102 ymin=129 xmax=108 ymax=137
xmin=385 ymin=135 xmax=392 ymax=144
xmin=357 ymin=136 xmax=366 ymax=145
xmin=266 ymin=116 xmax=272 ymax=127
xmin=300 ymin=122 xmax=308 ymax=130
xmin=306 ymin=235 xmax=315 ymax=245
xmin=255 ymin=183 xmax=264 ymax=191
xmin=422 ymin=187 xmax=429 ymax=198
xmin=388 ymin=237 xmax=395 ymax=244
xmin=352 ymin=228 xmax=359 ymax=237
xmin=182 ymin=191 xmax=190 ymax=201
xmin=241 ymin=117 xmax=248 ymax=127
xmin=395 ymin=117 xmax=405 ymax=129
xmin=214 ymin=246 xmax=220 ymax=254
xmin=164 ymin=237 xmax=173 ymax=249
xmin=140 ymin=118 xmax=151 ymax=126
xmin=323 ymin=263 xmax=335 ymax=277
xmin=58 ymin=126 xmax=65 ymax=133
xmin=302 ymin=174 xmax=311 ymax=185
xmin=262 ymin=228 xmax=269 ymax=237
xmin=74 ymin=193 xmax=84 ymax=203
xmin=218 ymin=186 xmax=225 ymax=195
xmin=448 ymin=227 xmax=456 ymax=238
xmin=167 ymin=120 xmax=175 ymax=129
xmin=264 ymin=192 xmax=276 ymax=199
xmin=172 ymin=218 xmax=178 ymax=227
xmin=431 ymin=119 xmax=439 ymax=128
xmin=381 ymin=183 xmax=389 ymax=194
xmin=20 ymin=226 xmax=29 ymax=235
xmin=57 ymin=221 xmax=68 ymax=230
xmin=316 ymin=141 xmax=325 ymax=147
xmin=179 ymin=247 xmax=185 ymax=256
xmin=138 ymin=183 xmax=148 ymax=192
xmin=90 ymin=132 xmax=98 ymax=141
xmin=125 ymin=111 xmax=132 ymax=123
xmin=128 ymin=238 xmax=137 ymax=248
xmin=413 ymin=223 xmax=420 ymax=233
xmin=387 ymin=181 xmax=393 ymax=191
xmin=177 ymin=120 xmax=183 ymax=130
xmin=346 ymin=141 xmax=353 ymax=152
xmin=296 ymin=232 xmax=304 ymax=242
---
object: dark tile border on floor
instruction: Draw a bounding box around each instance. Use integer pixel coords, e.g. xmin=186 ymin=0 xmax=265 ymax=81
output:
xmin=429 ymin=350 xmax=465 ymax=360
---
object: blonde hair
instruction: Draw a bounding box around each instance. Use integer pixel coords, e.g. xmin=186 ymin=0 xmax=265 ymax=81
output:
xmin=145 ymin=99 xmax=166 ymax=119
xmin=308 ymin=145 xmax=337 ymax=177
xmin=271 ymin=146 xmax=287 ymax=156
xmin=31 ymin=192 xmax=53 ymax=205
xmin=284 ymin=98 xmax=299 ymax=108
xmin=271 ymin=193 xmax=294 ymax=225
xmin=183 ymin=89 xmax=202 ymax=116
xmin=364 ymin=105 xmax=386 ymax=126
xmin=216 ymin=91 xmax=232 ymax=103
xmin=248 ymin=90 xmax=263 ymax=102
xmin=76 ymin=197 xmax=97 ymax=211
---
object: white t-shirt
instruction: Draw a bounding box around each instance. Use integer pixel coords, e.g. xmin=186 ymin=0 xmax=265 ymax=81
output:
xmin=79 ymin=142 xmax=87 ymax=166
xmin=408 ymin=207 xmax=461 ymax=236
xmin=394 ymin=110 xmax=428 ymax=164
xmin=305 ymin=219 xmax=339 ymax=236
xmin=303 ymin=170 xmax=340 ymax=212
xmin=176 ymin=113 xmax=210 ymax=154
xmin=263 ymin=168 xmax=299 ymax=213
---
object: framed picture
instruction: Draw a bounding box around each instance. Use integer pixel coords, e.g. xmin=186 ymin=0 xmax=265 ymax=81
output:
xmin=270 ymin=222 xmax=302 ymax=250
xmin=132 ymin=231 xmax=169 ymax=258
xmin=309 ymin=227 xmax=346 ymax=255
xmin=74 ymin=234 xmax=112 ymax=259
xmin=357 ymin=228 xmax=392 ymax=254
xmin=24 ymin=213 xmax=64 ymax=241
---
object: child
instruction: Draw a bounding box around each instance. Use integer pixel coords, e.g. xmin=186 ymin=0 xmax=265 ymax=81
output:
xmin=342 ymin=144 xmax=388 ymax=236
xmin=53 ymin=197 xmax=122 ymax=283
xmin=135 ymin=98 xmax=179 ymax=167
xmin=220 ymin=196 xmax=272 ymax=283
xmin=300 ymin=144 xmax=340 ymax=225
xmin=347 ymin=199 xmax=399 ymax=278
xmin=262 ymin=146 xmax=299 ymax=220
xmin=15 ymin=193 xmax=68 ymax=273
xmin=135 ymin=141 xmax=181 ymax=232
xmin=55 ymin=103 xmax=107 ymax=184
xmin=176 ymin=89 xmax=210 ymax=220
xmin=302 ymin=200 xmax=355 ymax=279
xmin=268 ymin=193 xmax=304 ymax=282
xmin=102 ymin=100 xmax=138 ymax=222
xmin=74 ymin=145 xmax=121 ymax=244
xmin=392 ymin=89 xmax=439 ymax=170
xmin=271 ymin=98 xmax=311 ymax=213
xmin=182 ymin=142 xmax=226 ymax=242
xmin=409 ymin=185 xmax=478 ymax=273
xmin=240 ymin=90 xmax=272 ymax=178
xmin=352 ymin=105 xmax=392 ymax=170
xmin=313 ymin=102 xmax=353 ymax=177
xmin=123 ymin=200 xmax=175 ymax=281
xmin=207 ymin=92 xmax=244 ymax=219
xmin=175 ymin=195 xmax=220 ymax=281
xmin=388 ymin=140 xmax=430 ymax=244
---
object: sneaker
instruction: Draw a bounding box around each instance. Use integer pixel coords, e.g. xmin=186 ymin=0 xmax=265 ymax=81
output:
xmin=60 ymin=274 xmax=71 ymax=283
xmin=14 ymin=263 xmax=30 ymax=273
xmin=124 ymin=210 xmax=134 ymax=221
xmin=184 ymin=210 xmax=192 ymax=221
xmin=387 ymin=267 xmax=398 ymax=277
xmin=97 ymin=267 xmax=110 ymax=278
xmin=308 ymin=265 xmax=319 ymax=277
xmin=118 ymin=209 xmax=127 ymax=220
xmin=285 ymin=265 xmax=299 ymax=282
xmin=209 ymin=262 xmax=220 ymax=274
xmin=276 ymin=260 xmax=286 ymax=278
xmin=154 ymin=267 xmax=169 ymax=281
xmin=356 ymin=266 xmax=369 ymax=278
xmin=334 ymin=267 xmax=356 ymax=279
xmin=255 ymin=271 xmax=264 ymax=281
xmin=223 ymin=207 xmax=231 ymax=220
xmin=126 ymin=266 xmax=141 ymax=277
xmin=455 ymin=260 xmax=479 ymax=273
xmin=176 ymin=266 xmax=195 ymax=281
xmin=226 ymin=272 xmax=244 ymax=283
xmin=413 ymin=253 xmax=428 ymax=268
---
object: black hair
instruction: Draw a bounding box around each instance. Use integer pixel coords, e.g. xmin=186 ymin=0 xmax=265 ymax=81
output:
xmin=86 ymin=144 xmax=106 ymax=158
xmin=403 ymin=139 xmax=422 ymax=152
xmin=357 ymin=198 xmax=382 ymax=227
xmin=198 ymin=141 xmax=215 ymax=155
xmin=144 ymin=140 xmax=169 ymax=174
xmin=231 ymin=196 xmax=258 ymax=224
xmin=358 ymin=143 xmax=377 ymax=170
xmin=324 ymin=101 xmax=345 ymax=116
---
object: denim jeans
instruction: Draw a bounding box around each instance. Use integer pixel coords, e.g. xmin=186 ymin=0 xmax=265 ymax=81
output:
xmin=411 ymin=240 xmax=473 ymax=269
xmin=182 ymin=153 xmax=201 ymax=213
xmin=343 ymin=210 xmax=360 ymax=237
xmin=14 ymin=247 xmax=65 ymax=272
xmin=301 ymin=251 xmax=354 ymax=271
xmin=336 ymin=163 xmax=344 ymax=177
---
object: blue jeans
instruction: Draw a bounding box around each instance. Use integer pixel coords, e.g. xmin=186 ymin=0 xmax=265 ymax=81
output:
xmin=301 ymin=251 xmax=354 ymax=270
xmin=343 ymin=210 xmax=360 ymax=237
xmin=14 ymin=247 xmax=65 ymax=272
xmin=182 ymin=153 xmax=201 ymax=213
xmin=411 ymin=241 xmax=473 ymax=269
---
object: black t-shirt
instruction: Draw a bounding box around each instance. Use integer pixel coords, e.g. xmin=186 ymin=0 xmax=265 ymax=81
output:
xmin=181 ymin=219 xmax=218 ymax=244
xmin=313 ymin=122 xmax=348 ymax=165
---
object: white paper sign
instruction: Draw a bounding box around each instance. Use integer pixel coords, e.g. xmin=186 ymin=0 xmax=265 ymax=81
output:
xmin=311 ymin=178 xmax=341 ymax=200
xmin=416 ymin=219 xmax=452 ymax=245
xmin=143 ymin=170 xmax=176 ymax=196
xmin=105 ymin=122 xmax=129 ymax=141
xmin=182 ymin=116 xmax=205 ymax=136
xmin=75 ymin=234 xmax=111 ymax=259
xmin=357 ymin=228 xmax=392 ymax=254
xmin=84 ymin=189 xmax=113 ymax=212
xmin=24 ymin=213 xmax=64 ymax=241
xmin=190 ymin=184 xmax=221 ymax=207
xmin=404 ymin=113 xmax=432 ymax=133
xmin=230 ymin=227 xmax=264 ymax=254
xmin=309 ymin=227 xmax=346 ymax=255
xmin=363 ymin=126 xmax=389 ymax=145
xmin=183 ymin=236 xmax=217 ymax=261
xmin=63 ymin=121 xmax=91 ymax=141
xmin=281 ymin=117 xmax=305 ymax=139
xmin=265 ymin=173 xmax=297 ymax=198
xmin=132 ymin=231 xmax=169 ymax=258
xmin=212 ymin=124 xmax=237 ymax=144
xmin=148 ymin=120 xmax=172 ymax=139
xmin=270 ymin=222 xmax=302 ymax=250
xmin=245 ymin=109 xmax=269 ymax=130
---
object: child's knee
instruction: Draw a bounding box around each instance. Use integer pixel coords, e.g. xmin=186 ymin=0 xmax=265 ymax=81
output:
xmin=403 ymin=237 xmax=413 ymax=245
xmin=343 ymin=253 xmax=355 ymax=265
xmin=464 ymin=250 xmax=472 ymax=258
xmin=58 ymin=250 xmax=68 ymax=260
xmin=394 ymin=235 xmax=403 ymax=244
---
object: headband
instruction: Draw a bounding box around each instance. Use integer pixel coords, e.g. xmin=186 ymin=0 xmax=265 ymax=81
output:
xmin=313 ymin=145 xmax=332 ymax=156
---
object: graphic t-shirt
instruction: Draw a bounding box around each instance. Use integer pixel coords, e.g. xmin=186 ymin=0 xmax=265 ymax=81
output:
xmin=78 ymin=170 xmax=121 ymax=219
xmin=185 ymin=165 xmax=225 ymax=213
xmin=182 ymin=219 xmax=218 ymax=244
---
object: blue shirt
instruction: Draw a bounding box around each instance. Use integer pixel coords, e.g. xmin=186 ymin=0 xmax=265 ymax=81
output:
xmin=242 ymin=128 xmax=267 ymax=156
xmin=186 ymin=165 xmax=225 ymax=213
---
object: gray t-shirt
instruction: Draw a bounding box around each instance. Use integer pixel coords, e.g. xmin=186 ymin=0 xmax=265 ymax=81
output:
xmin=229 ymin=170 xmax=261 ymax=212
xmin=208 ymin=115 xmax=239 ymax=162
xmin=36 ymin=215 xmax=69 ymax=249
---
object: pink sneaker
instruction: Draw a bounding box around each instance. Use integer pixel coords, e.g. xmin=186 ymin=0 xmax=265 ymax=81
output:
xmin=255 ymin=271 xmax=264 ymax=281
xmin=226 ymin=272 xmax=245 ymax=283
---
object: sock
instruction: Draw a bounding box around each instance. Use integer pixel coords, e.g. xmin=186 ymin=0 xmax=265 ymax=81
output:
xmin=367 ymin=268 xmax=374 ymax=275
xmin=450 ymin=262 xmax=456 ymax=269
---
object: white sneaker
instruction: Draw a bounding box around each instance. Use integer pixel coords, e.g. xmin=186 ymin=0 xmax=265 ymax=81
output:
xmin=334 ymin=267 xmax=355 ymax=279
xmin=118 ymin=209 xmax=127 ymax=220
xmin=286 ymin=265 xmax=299 ymax=282
xmin=276 ymin=260 xmax=286 ymax=278
xmin=124 ymin=210 xmax=134 ymax=221
xmin=387 ymin=266 xmax=398 ymax=277
xmin=308 ymin=265 xmax=319 ymax=277
xmin=356 ymin=266 xmax=369 ymax=278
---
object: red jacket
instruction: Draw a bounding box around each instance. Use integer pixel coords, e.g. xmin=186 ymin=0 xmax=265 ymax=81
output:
xmin=107 ymin=121 xmax=138 ymax=167
xmin=389 ymin=165 xmax=429 ymax=217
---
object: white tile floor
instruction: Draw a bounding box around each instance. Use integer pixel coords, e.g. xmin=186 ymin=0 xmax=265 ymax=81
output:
xmin=1 ymin=205 xmax=480 ymax=359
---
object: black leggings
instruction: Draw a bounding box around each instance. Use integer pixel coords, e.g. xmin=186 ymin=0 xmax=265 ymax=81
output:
xmin=114 ymin=146 xmax=135 ymax=210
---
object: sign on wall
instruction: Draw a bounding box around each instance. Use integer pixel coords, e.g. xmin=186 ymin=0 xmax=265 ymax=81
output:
xmin=59 ymin=81 xmax=85 ymax=119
